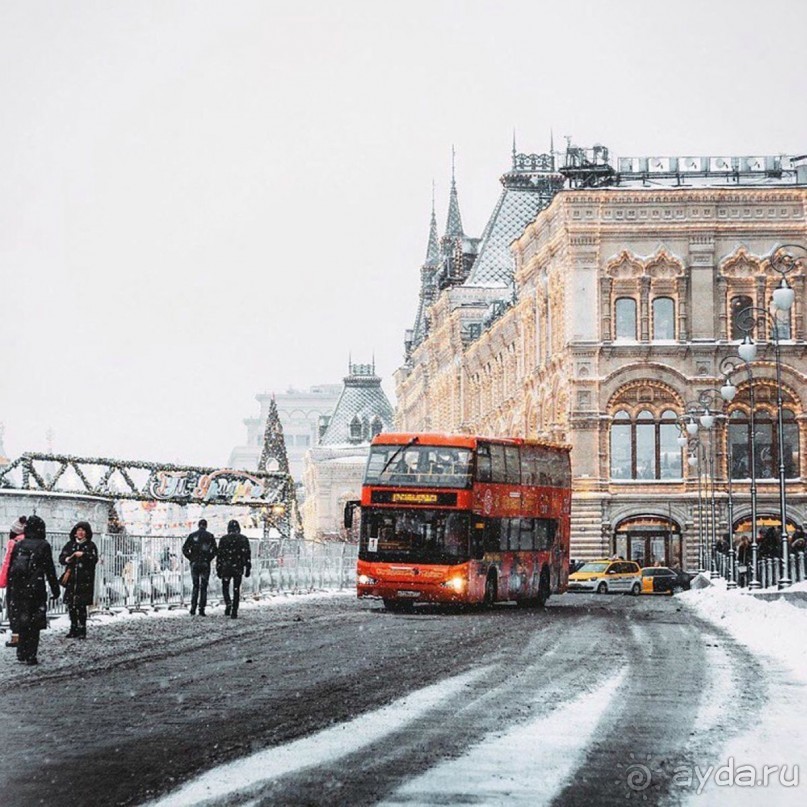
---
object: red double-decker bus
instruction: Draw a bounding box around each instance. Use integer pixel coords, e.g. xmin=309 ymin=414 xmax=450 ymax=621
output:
xmin=347 ymin=433 xmax=571 ymax=611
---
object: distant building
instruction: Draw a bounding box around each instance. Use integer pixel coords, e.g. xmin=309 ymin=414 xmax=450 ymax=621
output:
xmin=302 ymin=363 xmax=394 ymax=541
xmin=228 ymin=384 xmax=341 ymax=484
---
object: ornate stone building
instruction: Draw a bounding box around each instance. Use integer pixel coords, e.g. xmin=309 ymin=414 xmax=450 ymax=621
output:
xmin=396 ymin=146 xmax=807 ymax=568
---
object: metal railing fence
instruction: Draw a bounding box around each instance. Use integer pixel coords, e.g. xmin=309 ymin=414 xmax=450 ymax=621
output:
xmin=0 ymin=533 xmax=357 ymax=625
xmin=713 ymin=547 xmax=806 ymax=589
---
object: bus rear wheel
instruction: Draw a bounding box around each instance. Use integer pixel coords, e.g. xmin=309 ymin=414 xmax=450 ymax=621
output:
xmin=535 ymin=574 xmax=551 ymax=608
xmin=482 ymin=575 xmax=497 ymax=608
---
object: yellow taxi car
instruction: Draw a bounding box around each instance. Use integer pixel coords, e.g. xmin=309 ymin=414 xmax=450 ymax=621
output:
xmin=567 ymin=559 xmax=642 ymax=595
xmin=639 ymin=566 xmax=691 ymax=595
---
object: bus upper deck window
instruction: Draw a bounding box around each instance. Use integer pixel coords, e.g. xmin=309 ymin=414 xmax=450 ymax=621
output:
xmin=476 ymin=444 xmax=492 ymax=482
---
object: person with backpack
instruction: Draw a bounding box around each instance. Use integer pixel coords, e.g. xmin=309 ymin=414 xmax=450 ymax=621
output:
xmin=0 ymin=516 xmax=27 ymax=649
xmin=59 ymin=521 xmax=99 ymax=639
xmin=7 ymin=515 xmax=60 ymax=666
xmin=182 ymin=518 xmax=217 ymax=616
xmin=216 ymin=520 xmax=251 ymax=619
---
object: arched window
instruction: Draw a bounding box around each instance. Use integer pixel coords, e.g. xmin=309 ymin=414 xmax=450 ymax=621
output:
xmin=652 ymin=297 xmax=675 ymax=340
xmin=610 ymin=411 xmax=632 ymax=479
xmin=370 ymin=416 xmax=383 ymax=438
xmin=636 ymin=410 xmax=655 ymax=479
xmin=728 ymin=406 xmax=800 ymax=479
xmin=609 ymin=409 xmax=683 ymax=481
xmin=349 ymin=416 xmax=362 ymax=443
xmin=615 ymin=298 xmax=637 ymax=340
xmin=659 ymin=410 xmax=681 ymax=479
xmin=730 ymin=295 xmax=753 ymax=339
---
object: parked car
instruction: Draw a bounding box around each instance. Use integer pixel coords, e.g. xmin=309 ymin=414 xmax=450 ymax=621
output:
xmin=640 ymin=566 xmax=692 ymax=595
xmin=567 ymin=559 xmax=642 ymax=595
xmin=569 ymin=559 xmax=586 ymax=574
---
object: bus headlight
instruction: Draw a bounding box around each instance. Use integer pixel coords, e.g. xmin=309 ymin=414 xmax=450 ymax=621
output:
xmin=358 ymin=574 xmax=378 ymax=585
xmin=442 ymin=577 xmax=466 ymax=592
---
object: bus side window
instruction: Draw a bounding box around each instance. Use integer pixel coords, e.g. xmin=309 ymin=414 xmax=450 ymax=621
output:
xmin=508 ymin=518 xmax=521 ymax=550
xmin=504 ymin=446 xmax=521 ymax=484
xmin=535 ymin=519 xmax=557 ymax=550
xmin=523 ymin=445 xmax=537 ymax=485
xmin=490 ymin=444 xmax=506 ymax=483
xmin=498 ymin=518 xmax=510 ymax=551
xmin=484 ymin=519 xmax=501 ymax=553
xmin=476 ymin=443 xmax=492 ymax=482
xmin=520 ymin=518 xmax=536 ymax=550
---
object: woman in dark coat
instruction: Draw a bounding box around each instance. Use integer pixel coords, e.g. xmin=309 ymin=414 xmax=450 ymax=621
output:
xmin=59 ymin=521 xmax=99 ymax=639
xmin=7 ymin=514 xmax=60 ymax=666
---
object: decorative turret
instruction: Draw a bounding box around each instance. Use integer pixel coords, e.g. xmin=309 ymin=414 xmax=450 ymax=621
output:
xmin=443 ymin=146 xmax=464 ymax=240
xmin=319 ymin=360 xmax=394 ymax=446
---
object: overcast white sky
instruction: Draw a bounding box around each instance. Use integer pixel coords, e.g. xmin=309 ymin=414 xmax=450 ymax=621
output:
xmin=2 ymin=0 xmax=807 ymax=468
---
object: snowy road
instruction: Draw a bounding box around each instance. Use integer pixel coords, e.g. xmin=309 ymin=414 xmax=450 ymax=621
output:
xmin=0 ymin=592 xmax=772 ymax=806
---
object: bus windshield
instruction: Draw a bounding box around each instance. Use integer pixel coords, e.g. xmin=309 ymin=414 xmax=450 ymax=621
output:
xmin=359 ymin=509 xmax=470 ymax=564
xmin=365 ymin=444 xmax=473 ymax=489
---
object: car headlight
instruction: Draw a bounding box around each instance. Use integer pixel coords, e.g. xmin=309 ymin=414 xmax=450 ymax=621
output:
xmin=441 ymin=577 xmax=466 ymax=592
xmin=358 ymin=574 xmax=378 ymax=585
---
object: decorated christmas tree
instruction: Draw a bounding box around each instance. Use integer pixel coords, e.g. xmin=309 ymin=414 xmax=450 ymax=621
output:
xmin=258 ymin=396 xmax=303 ymax=540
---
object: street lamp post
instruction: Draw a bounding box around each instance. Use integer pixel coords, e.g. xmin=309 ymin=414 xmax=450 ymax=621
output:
xmin=679 ymin=417 xmax=706 ymax=573
xmin=682 ymin=408 xmax=715 ymax=575
xmin=735 ymin=245 xmax=804 ymax=588
xmin=720 ymin=356 xmax=760 ymax=588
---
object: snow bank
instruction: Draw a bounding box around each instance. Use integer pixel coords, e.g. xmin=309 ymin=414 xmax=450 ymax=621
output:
xmin=680 ymin=583 xmax=807 ymax=805
xmin=679 ymin=583 xmax=807 ymax=686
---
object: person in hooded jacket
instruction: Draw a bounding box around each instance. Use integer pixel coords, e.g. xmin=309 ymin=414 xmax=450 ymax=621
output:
xmin=216 ymin=520 xmax=251 ymax=619
xmin=182 ymin=518 xmax=217 ymax=616
xmin=7 ymin=515 xmax=60 ymax=665
xmin=59 ymin=521 xmax=99 ymax=639
xmin=1 ymin=516 xmax=27 ymax=648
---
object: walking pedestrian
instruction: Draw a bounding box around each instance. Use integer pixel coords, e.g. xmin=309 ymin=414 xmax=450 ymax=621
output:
xmin=7 ymin=515 xmax=60 ymax=666
xmin=216 ymin=520 xmax=251 ymax=619
xmin=59 ymin=522 xmax=99 ymax=639
xmin=0 ymin=516 xmax=28 ymax=648
xmin=182 ymin=518 xmax=217 ymax=616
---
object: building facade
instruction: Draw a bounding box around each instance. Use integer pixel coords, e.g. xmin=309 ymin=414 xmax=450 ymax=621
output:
xmin=395 ymin=146 xmax=807 ymax=569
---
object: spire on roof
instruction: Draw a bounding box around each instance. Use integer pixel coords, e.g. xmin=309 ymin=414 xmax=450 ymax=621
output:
xmin=424 ymin=183 xmax=440 ymax=265
xmin=444 ymin=146 xmax=464 ymax=238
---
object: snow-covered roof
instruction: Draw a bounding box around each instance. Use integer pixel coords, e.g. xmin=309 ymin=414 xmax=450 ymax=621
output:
xmin=464 ymin=157 xmax=565 ymax=287
xmin=319 ymin=364 xmax=394 ymax=446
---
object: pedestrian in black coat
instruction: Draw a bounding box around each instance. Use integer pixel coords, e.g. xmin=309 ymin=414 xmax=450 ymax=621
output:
xmin=182 ymin=518 xmax=217 ymax=616
xmin=59 ymin=521 xmax=99 ymax=639
xmin=8 ymin=515 xmax=60 ymax=665
xmin=216 ymin=520 xmax=251 ymax=619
